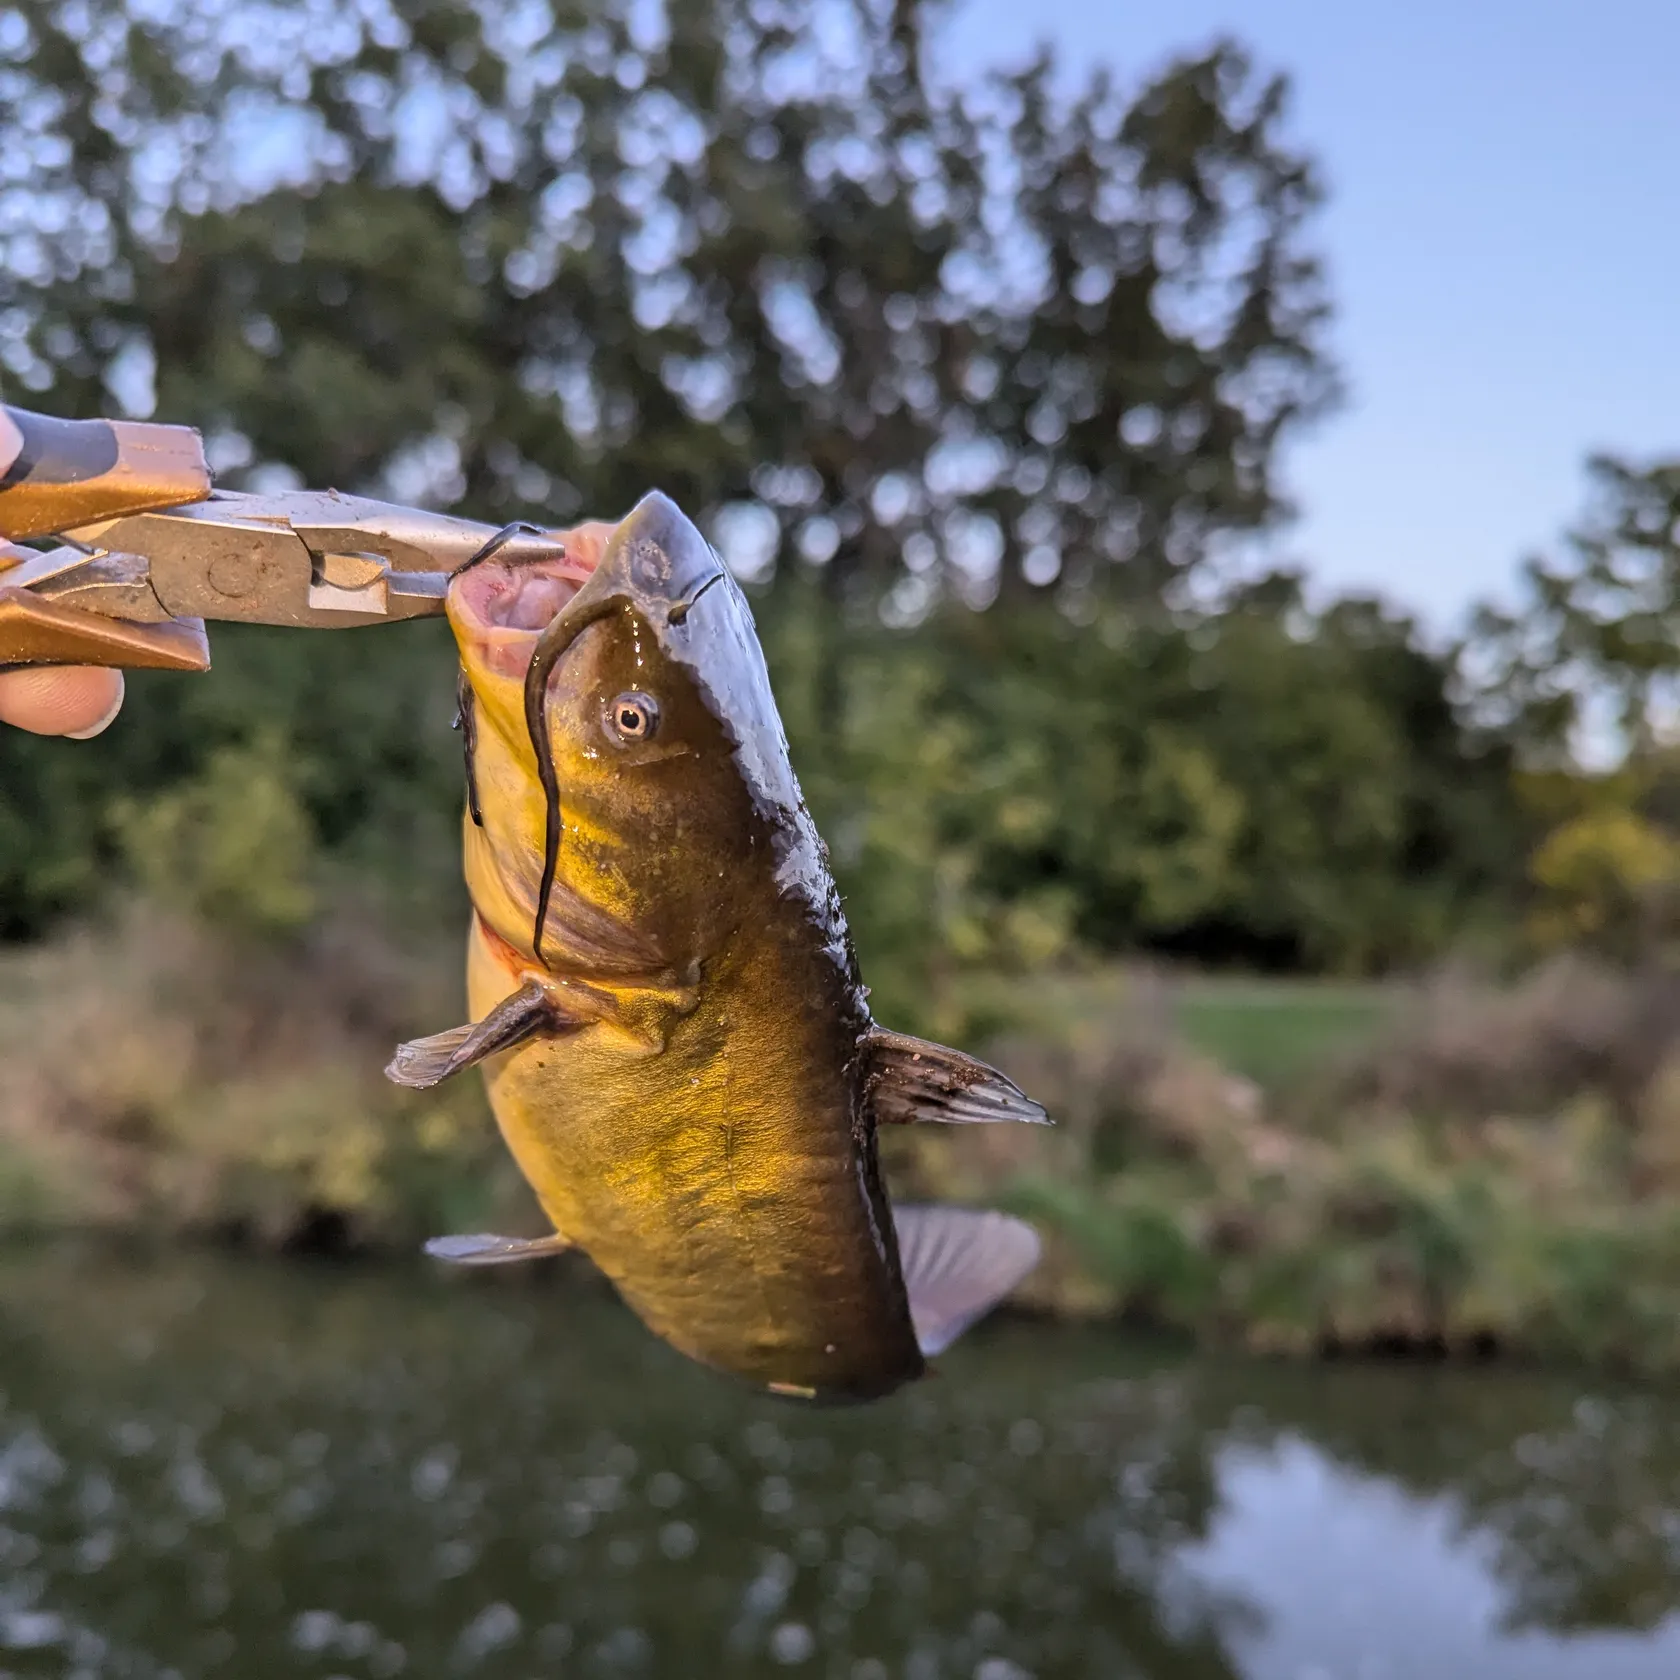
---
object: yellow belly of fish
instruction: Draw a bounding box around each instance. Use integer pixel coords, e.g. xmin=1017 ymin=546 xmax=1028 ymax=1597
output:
xmin=465 ymin=920 xmax=923 ymax=1399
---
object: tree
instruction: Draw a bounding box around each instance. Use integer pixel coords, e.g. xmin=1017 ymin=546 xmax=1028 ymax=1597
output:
xmin=759 ymin=569 xmax=1523 ymax=1022
xmin=8 ymin=0 xmax=1332 ymax=601
xmin=0 ymin=0 xmax=1340 ymax=956
xmin=1462 ymin=455 xmax=1680 ymax=963
xmin=1469 ymin=454 xmax=1680 ymax=763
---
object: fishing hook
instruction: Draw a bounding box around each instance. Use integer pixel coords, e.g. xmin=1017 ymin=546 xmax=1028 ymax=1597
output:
xmin=450 ymin=520 xmax=562 ymax=580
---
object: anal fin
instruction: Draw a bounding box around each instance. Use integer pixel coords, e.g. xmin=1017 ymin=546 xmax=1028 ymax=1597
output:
xmin=385 ymin=979 xmax=582 ymax=1090
xmin=425 ymin=1232 xmax=573 ymax=1266
xmin=894 ymin=1205 xmax=1042 ymax=1357
xmin=864 ymin=1028 xmax=1049 ymax=1126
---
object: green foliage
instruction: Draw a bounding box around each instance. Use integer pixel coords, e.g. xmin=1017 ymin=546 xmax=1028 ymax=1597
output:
xmin=899 ymin=961 xmax=1680 ymax=1370
xmin=1528 ymin=802 xmax=1680 ymax=958
xmin=6 ymin=4 xmax=1680 ymax=1389
xmin=757 ymin=573 xmax=1520 ymax=1028
xmin=0 ymin=0 xmax=1624 ymax=1002
xmin=0 ymin=1 xmax=1398 ymax=977
xmin=1471 ymin=454 xmax=1680 ymax=759
xmin=8 ymin=1 xmax=1332 ymax=586
xmin=1458 ymin=454 xmax=1680 ymax=964
xmin=0 ymin=1142 xmax=62 ymax=1232
xmin=112 ymin=728 xmax=319 ymax=936
xmin=0 ymin=901 xmax=522 ymax=1251
xmin=1009 ymin=1174 xmax=1220 ymax=1324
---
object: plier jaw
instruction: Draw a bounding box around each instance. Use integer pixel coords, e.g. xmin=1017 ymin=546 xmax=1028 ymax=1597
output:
xmin=0 ymin=404 xmax=568 ymax=670
xmin=59 ymin=490 xmax=465 ymax=629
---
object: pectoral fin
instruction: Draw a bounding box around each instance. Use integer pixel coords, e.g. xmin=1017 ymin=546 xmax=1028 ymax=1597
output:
xmin=385 ymin=980 xmax=582 ymax=1090
xmin=864 ymin=1028 xmax=1049 ymax=1126
xmin=425 ymin=1232 xmax=573 ymax=1266
xmin=893 ymin=1205 xmax=1043 ymax=1357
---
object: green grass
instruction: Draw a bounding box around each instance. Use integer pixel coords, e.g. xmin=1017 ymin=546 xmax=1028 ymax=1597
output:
xmin=954 ymin=965 xmax=1396 ymax=1093
xmin=1172 ymin=977 xmax=1395 ymax=1091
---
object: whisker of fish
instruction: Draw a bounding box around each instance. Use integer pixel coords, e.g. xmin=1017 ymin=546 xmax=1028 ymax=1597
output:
xmin=522 ymin=596 xmax=622 ymax=964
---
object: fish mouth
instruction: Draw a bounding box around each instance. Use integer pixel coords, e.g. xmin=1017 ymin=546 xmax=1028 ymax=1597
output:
xmin=449 ymin=496 xmax=725 ymax=683
xmin=447 ymin=527 xmax=610 ymax=680
xmin=446 ymin=500 xmax=729 ymax=970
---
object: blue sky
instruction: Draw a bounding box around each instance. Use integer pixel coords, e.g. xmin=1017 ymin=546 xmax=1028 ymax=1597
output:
xmin=939 ymin=0 xmax=1680 ymax=632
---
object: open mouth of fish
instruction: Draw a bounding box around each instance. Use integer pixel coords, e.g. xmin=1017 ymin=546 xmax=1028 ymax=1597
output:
xmin=448 ymin=523 xmax=612 ymax=675
xmin=448 ymin=518 xmax=667 ymax=970
xmin=449 ymin=494 xmax=740 ymax=972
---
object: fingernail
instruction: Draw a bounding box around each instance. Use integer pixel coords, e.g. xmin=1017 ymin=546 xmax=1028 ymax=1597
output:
xmin=65 ymin=676 xmax=125 ymax=740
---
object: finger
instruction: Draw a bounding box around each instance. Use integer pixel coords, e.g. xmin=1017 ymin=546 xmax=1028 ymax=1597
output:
xmin=0 ymin=666 xmax=125 ymax=737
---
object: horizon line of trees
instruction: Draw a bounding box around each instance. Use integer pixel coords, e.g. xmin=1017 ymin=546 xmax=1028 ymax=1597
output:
xmin=3 ymin=0 xmax=1677 ymax=1022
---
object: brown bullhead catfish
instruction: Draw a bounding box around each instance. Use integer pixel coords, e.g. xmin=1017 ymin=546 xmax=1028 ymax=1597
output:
xmin=387 ymin=491 xmax=1049 ymax=1403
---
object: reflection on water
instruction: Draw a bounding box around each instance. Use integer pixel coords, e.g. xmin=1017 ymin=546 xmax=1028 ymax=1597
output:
xmin=2 ymin=1248 xmax=1679 ymax=1679
xmin=1190 ymin=1441 xmax=1680 ymax=1680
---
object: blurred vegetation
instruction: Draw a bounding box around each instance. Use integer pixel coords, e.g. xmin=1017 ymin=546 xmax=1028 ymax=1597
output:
xmin=0 ymin=898 xmax=527 ymax=1247
xmin=889 ymin=957 xmax=1680 ymax=1371
xmin=0 ymin=0 xmax=1489 ymax=992
xmin=5 ymin=0 xmax=1680 ymax=1362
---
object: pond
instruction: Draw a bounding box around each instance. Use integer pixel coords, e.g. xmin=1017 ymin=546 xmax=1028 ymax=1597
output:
xmin=3 ymin=1246 xmax=1679 ymax=1679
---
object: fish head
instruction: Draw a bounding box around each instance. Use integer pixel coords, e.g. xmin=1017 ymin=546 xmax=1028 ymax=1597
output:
xmin=448 ymin=492 xmax=820 ymax=973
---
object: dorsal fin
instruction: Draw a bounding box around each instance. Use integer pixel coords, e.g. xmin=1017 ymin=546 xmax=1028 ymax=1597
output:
xmin=864 ymin=1028 xmax=1049 ymax=1126
xmin=893 ymin=1205 xmax=1043 ymax=1357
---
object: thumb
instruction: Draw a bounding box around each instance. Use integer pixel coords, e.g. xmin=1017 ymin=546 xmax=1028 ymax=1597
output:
xmin=0 ymin=667 xmax=125 ymax=737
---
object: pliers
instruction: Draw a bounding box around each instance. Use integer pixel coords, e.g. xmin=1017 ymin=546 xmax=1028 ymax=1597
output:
xmin=0 ymin=403 xmax=568 ymax=672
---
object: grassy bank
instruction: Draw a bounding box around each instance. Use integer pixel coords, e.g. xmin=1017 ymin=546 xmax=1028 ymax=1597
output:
xmin=6 ymin=904 xmax=1680 ymax=1371
xmin=931 ymin=958 xmax=1680 ymax=1368
xmin=0 ymin=902 xmax=532 ymax=1250
xmin=957 ymin=967 xmax=1397 ymax=1093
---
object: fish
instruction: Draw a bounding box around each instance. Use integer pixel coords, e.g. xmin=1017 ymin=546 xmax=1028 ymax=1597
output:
xmin=387 ymin=491 xmax=1049 ymax=1403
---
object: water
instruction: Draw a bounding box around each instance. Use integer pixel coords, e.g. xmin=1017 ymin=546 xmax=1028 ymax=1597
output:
xmin=3 ymin=1248 xmax=1680 ymax=1679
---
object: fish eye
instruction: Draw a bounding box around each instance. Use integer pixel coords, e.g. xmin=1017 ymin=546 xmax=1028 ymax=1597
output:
xmin=605 ymin=691 xmax=660 ymax=744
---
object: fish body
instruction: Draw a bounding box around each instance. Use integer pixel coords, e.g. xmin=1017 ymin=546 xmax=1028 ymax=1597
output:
xmin=391 ymin=494 xmax=1046 ymax=1403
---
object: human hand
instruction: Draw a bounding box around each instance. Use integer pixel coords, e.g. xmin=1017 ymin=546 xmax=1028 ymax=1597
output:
xmin=0 ymin=667 xmax=124 ymax=737
xmin=0 ymin=404 xmax=128 ymax=736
